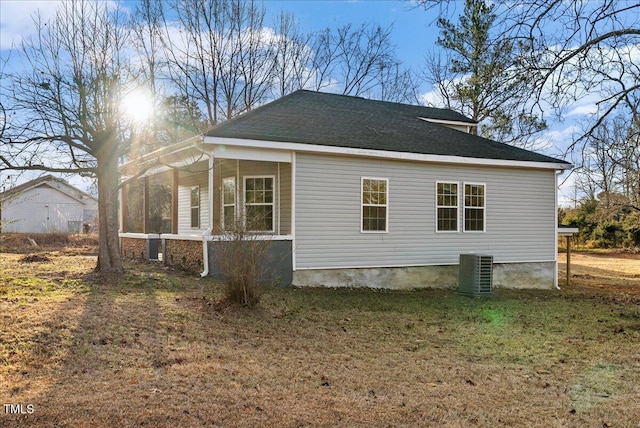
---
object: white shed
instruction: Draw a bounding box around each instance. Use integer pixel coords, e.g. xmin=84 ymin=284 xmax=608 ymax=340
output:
xmin=0 ymin=175 xmax=98 ymax=234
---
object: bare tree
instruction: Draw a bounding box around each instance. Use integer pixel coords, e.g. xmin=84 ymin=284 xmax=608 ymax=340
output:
xmin=161 ymin=0 xmax=222 ymax=127
xmin=336 ymin=23 xmax=396 ymax=96
xmin=128 ymin=0 xmax=166 ymax=153
xmin=575 ymin=113 xmax=640 ymax=212
xmin=161 ymin=0 xmax=276 ymax=125
xmin=271 ymin=11 xmax=314 ymax=97
xmin=0 ymin=1 xmax=136 ymax=273
xmin=375 ymin=62 xmax=419 ymax=104
xmin=416 ymin=0 xmax=639 ymax=146
xmin=307 ymin=22 xmax=418 ymax=101
xmin=158 ymin=1 xmax=417 ymax=126
xmin=505 ymin=0 xmax=640 ymax=146
xmin=232 ymin=2 xmax=276 ymax=113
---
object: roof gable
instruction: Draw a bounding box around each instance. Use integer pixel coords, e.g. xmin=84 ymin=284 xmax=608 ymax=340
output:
xmin=206 ymin=90 xmax=570 ymax=166
xmin=0 ymin=175 xmax=96 ymax=205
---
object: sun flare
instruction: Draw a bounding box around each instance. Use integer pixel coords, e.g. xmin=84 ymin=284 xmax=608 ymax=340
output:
xmin=121 ymin=90 xmax=154 ymax=125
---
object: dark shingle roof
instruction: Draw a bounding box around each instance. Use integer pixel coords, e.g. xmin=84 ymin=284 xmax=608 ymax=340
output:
xmin=206 ymin=90 xmax=570 ymax=166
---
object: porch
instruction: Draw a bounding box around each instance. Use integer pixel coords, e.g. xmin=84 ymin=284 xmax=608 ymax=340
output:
xmin=119 ymin=149 xmax=293 ymax=285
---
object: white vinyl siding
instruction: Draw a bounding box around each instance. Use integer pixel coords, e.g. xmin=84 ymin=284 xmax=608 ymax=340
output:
xmin=177 ymin=171 xmax=209 ymax=234
xmin=295 ymin=153 xmax=557 ymax=269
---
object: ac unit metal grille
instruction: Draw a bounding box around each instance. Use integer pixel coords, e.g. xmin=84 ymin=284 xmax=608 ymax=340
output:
xmin=458 ymin=254 xmax=493 ymax=296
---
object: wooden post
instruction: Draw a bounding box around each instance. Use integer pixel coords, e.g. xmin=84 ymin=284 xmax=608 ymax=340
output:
xmin=121 ymin=181 xmax=128 ymax=233
xmin=566 ymin=235 xmax=571 ymax=287
xmin=172 ymin=169 xmax=179 ymax=234
xmin=143 ymin=176 xmax=150 ymax=234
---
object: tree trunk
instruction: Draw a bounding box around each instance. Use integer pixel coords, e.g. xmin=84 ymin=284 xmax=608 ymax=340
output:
xmin=95 ymin=151 xmax=124 ymax=273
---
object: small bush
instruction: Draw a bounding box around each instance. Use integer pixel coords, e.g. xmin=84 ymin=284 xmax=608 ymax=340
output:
xmin=215 ymin=217 xmax=275 ymax=308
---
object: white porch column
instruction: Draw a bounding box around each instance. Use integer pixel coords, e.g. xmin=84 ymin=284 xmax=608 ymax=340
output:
xmin=208 ymin=153 xmax=215 ymax=230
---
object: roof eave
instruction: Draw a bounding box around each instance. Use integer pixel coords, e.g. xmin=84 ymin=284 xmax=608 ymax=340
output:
xmin=203 ymin=136 xmax=572 ymax=171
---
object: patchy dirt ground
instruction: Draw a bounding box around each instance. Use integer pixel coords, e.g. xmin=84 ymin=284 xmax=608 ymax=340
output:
xmin=1 ymin=247 xmax=640 ymax=427
xmin=559 ymin=251 xmax=640 ymax=296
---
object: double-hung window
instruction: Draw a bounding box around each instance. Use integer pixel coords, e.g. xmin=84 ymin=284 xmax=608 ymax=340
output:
xmin=222 ymin=177 xmax=236 ymax=230
xmin=361 ymin=177 xmax=388 ymax=232
xmin=464 ymin=183 xmax=485 ymax=232
xmin=436 ymin=182 xmax=458 ymax=232
xmin=190 ymin=186 xmax=200 ymax=228
xmin=244 ymin=176 xmax=274 ymax=232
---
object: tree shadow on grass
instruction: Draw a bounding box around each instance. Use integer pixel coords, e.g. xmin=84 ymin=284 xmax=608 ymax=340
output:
xmin=1 ymin=267 xmax=176 ymax=427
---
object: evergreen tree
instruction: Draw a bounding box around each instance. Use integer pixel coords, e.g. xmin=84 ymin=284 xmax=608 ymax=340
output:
xmin=427 ymin=0 xmax=546 ymax=147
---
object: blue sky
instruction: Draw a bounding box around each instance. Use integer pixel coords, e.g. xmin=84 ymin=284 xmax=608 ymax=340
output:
xmin=264 ymin=0 xmax=443 ymax=69
xmin=0 ymin=1 xmax=597 ymax=204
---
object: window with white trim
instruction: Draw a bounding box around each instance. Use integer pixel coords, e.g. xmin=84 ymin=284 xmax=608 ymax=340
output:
xmin=190 ymin=186 xmax=200 ymax=228
xmin=244 ymin=176 xmax=274 ymax=232
xmin=464 ymin=183 xmax=485 ymax=232
xmin=436 ymin=182 xmax=458 ymax=232
xmin=222 ymin=177 xmax=236 ymax=230
xmin=361 ymin=177 xmax=388 ymax=232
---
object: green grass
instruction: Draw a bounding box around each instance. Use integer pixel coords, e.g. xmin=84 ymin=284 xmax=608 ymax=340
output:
xmin=2 ymin=251 xmax=640 ymax=427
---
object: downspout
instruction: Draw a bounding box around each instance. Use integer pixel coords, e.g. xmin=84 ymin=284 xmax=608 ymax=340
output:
xmin=554 ymin=170 xmax=562 ymax=290
xmin=201 ymin=151 xmax=215 ymax=277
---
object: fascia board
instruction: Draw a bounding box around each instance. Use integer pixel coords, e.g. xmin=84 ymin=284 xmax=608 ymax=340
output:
xmin=203 ymin=136 xmax=573 ymax=171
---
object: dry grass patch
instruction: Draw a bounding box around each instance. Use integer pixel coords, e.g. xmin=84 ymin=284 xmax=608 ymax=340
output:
xmin=1 ymin=250 xmax=640 ymax=427
xmin=559 ymin=251 xmax=640 ymax=296
xmin=0 ymin=233 xmax=98 ymax=255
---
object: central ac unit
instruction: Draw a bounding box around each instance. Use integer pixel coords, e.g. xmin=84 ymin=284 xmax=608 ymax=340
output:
xmin=458 ymin=254 xmax=493 ymax=296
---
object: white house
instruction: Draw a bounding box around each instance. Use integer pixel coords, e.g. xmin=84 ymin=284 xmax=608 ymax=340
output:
xmin=119 ymin=90 xmax=572 ymax=289
xmin=0 ymin=175 xmax=98 ymax=234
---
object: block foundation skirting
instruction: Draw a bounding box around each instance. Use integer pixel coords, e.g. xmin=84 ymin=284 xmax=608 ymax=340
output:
xmin=292 ymin=261 xmax=556 ymax=290
xmin=206 ymin=240 xmax=293 ymax=287
xmin=163 ymin=239 xmax=203 ymax=273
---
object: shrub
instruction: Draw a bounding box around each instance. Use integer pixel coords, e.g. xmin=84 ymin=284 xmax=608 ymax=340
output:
xmin=215 ymin=216 xmax=275 ymax=308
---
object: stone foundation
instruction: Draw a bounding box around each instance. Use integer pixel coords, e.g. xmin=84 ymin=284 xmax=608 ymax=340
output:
xmin=493 ymin=262 xmax=556 ymax=289
xmin=292 ymin=261 xmax=557 ymax=290
xmin=164 ymin=239 xmax=203 ymax=273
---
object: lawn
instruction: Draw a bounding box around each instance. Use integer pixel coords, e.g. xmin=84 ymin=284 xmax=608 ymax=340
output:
xmin=1 ymin=240 xmax=640 ymax=427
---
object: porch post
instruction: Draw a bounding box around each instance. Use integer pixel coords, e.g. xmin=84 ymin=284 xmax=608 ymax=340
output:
xmin=121 ymin=181 xmax=128 ymax=233
xmin=566 ymin=235 xmax=571 ymax=287
xmin=143 ymin=176 xmax=150 ymax=234
xmin=208 ymin=154 xmax=215 ymax=231
xmin=172 ymin=169 xmax=179 ymax=234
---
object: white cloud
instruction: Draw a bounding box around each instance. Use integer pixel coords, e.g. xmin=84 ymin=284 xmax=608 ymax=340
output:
xmin=0 ymin=1 xmax=63 ymax=50
xmin=0 ymin=0 xmax=123 ymax=51
xmin=566 ymin=103 xmax=598 ymax=117
xmin=557 ymin=170 xmax=577 ymax=208
xmin=417 ymin=89 xmax=442 ymax=107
